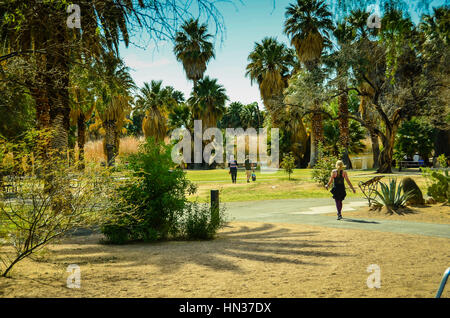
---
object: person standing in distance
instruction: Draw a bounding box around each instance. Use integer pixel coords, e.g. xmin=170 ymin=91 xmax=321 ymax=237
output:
xmin=228 ymin=155 xmax=238 ymax=184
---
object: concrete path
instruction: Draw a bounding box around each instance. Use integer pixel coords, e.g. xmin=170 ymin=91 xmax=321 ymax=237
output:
xmin=223 ymin=198 xmax=450 ymax=239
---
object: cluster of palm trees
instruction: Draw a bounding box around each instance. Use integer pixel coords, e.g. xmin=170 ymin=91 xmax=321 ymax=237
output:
xmin=246 ymin=0 xmax=449 ymax=172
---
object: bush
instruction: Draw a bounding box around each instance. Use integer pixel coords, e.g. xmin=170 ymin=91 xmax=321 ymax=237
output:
xmin=422 ymin=168 xmax=450 ymax=203
xmin=281 ymin=152 xmax=296 ymax=180
xmin=401 ymin=177 xmax=424 ymax=205
xmin=373 ymin=179 xmax=414 ymax=212
xmin=180 ymin=202 xmax=227 ymax=240
xmin=0 ymin=131 xmax=113 ymax=276
xmin=101 ymin=138 xmax=227 ymax=244
xmin=312 ymin=142 xmax=339 ymax=186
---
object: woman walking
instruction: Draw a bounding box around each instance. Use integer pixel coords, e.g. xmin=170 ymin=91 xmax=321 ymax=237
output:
xmin=325 ymin=160 xmax=356 ymax=220
xmin=228 ymin=155 xmax=238 ymax=184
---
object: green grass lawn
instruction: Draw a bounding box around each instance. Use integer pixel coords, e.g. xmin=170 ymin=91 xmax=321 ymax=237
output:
xmin=186 ymin=168 xmax=429 ymax=203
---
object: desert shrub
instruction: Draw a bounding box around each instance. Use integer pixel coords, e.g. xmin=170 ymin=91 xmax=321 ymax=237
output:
xmin=401 ymin=177 xmax=424 ymax=205
xmin=179 ymin=202 xmax=227 ymax=240
xmin=101 ymin=138 xmax=228 ymax=244
xmin=373 ymin=179 xmax=415 ymax=212
xmin=422 ymin=168 xmax=450 ymax=203
xmin=0 ymin=131 xmax=113 ymax=277
xmin=312 ymin=142 xmax=340 ymax=186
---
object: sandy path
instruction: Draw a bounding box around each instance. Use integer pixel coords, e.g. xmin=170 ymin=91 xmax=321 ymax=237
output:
xmin=1 ymin=221 xmax=449 ymax=298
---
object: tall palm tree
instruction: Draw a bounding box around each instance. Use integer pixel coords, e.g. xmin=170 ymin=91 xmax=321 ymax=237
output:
xmin=93 ymin=53 xmax=135 ymax=166
xmin=246 ymin=37 xmax=308 ymax=165
xmin=173 ymin=19 xmax=215 ymax=88
xmin=347 ymin=9 xmax=383 ymax=169
xmin=188 ymin=76 xmax=228 ymax=130
xmin=138 ymin=81 xmax=182 ymax=142
xmin=69 ymin=66 xmax=95 ymax=170
xmin=246 ymin=37 xmax=296 ymax=111
xmin=284 ymin=0 xmax=333 ymax=70
xmin=331 ymin=21 xmax=356 ymax=168
xmin=284 ymin=0 xmax=334 ymax=167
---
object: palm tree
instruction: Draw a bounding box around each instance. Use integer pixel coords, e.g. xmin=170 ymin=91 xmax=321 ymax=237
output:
xmin=347 ymin=9 xmax=383 ymax=169
xmin=246 ymin=37 xmax=296 ymax=111
xmin=331 ymin=20 xmax=356 ymax=168
xmin=0 ymin=1 xmax=135 ymax=155
xmin=188 ymin=76 xmax=228 ymax=130
xmin=93 ymin=53 xmax=135 ymax=166
xmin=284 ymin=0 xmax=333 ymax=70
xmin=174 ymin=19 xmax=215 ymax=87
xmin=69 ymin=66 xmax=95 ymax=169
xmin=138 ymin=81 xmax=182 ymax=142
xmin=284 ymin=0 xmax=334 ymax=167
xmin=246 ymin=37 xmax=308 ymax=164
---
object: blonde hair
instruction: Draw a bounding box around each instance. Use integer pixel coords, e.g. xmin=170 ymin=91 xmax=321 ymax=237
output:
xmin=336 ymin=160 xmax=346 ymax=171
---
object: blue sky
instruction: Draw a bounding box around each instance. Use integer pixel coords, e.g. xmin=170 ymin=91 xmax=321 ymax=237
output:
xmin=118 ymin=0 xmax=446 ymax=107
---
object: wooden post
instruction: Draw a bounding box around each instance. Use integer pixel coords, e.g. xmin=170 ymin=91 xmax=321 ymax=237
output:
xmin=211 ymin=190 xmax=219 ymax=226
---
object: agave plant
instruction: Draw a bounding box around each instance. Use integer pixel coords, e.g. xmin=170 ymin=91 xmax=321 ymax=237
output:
xmin=373 ymin=179 xmax=415 ymax=212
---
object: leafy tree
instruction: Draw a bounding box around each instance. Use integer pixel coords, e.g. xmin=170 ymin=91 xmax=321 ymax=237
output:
xmin=281 ymin=152 xmax=296 ymax=180
xmin=0 ymin=0 xmax=230 ymax=155
xmin=394 ymin=118 xmax=435 ymax=164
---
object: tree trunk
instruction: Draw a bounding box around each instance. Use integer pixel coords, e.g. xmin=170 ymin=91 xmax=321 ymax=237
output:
xmin=46 ymin=34 xmax=70 ymax=158
xmin=77 ymin=114 xmax=86 ymax=170
xmin=376 ymin=127 xmax=397 ymax=173
xmin=338 ymin=87 xmax=352 ymax=169
xmin=31 ymin=86 xmax=50 ymax=130
xmin=103 ymin=120 xmax=117 ymax=167
xmin=309 ymin=111 xmax=323 ymax=167
xmin=370 ymin=132 xmax=380 ymax=169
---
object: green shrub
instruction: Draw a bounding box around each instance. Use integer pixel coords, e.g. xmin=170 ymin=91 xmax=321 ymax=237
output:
xmin=180 ymin=202 xmax=227 ymax=240
xmin=281 ymin=152 xmax=296 ymax=180
xmin=312 ymin=142 xmax=339 ymax=186
xmin=101 ymin=138 xmax=227 ymax=244
xmin=374 ymin=179 xmax=415 ymax=212
xmin=422 ymin=168 xmax=450 ymax=203
xmin=401 ymin=177 xmax=424 ymax=205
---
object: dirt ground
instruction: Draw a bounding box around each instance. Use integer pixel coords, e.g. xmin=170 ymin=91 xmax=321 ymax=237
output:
xmin=328 ymin=204 xmax=450 ymax=224
xmin=1 ymin=221 xmax=449 ymax=298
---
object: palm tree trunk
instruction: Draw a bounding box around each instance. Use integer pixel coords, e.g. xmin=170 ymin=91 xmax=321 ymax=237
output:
xmin=338 ymin=85 xmax=352 ymax=169
xmin=309 ymin=111 xmax=323 ymax=167
xmin=103 ymin=120 xmax=116 ymax=167
xmin=77 ymin=114 xmax=86 ymax=170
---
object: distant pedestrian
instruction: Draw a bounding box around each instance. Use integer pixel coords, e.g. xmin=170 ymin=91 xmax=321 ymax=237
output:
xmin=325 ymin=160 xmax=356 ymax=220
xmin=228 ymin=155 xmax=238 ymax=184
xmin=245 ymin=155 xmax=252 ymax=183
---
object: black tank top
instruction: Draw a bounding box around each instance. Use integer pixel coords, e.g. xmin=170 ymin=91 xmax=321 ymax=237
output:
xmin=334 ymin=170 xmax=344 ymax=185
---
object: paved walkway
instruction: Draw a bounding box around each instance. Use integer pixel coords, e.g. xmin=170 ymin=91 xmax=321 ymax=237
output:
xmin=223 ymin=198 xmax=450 ymax=239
